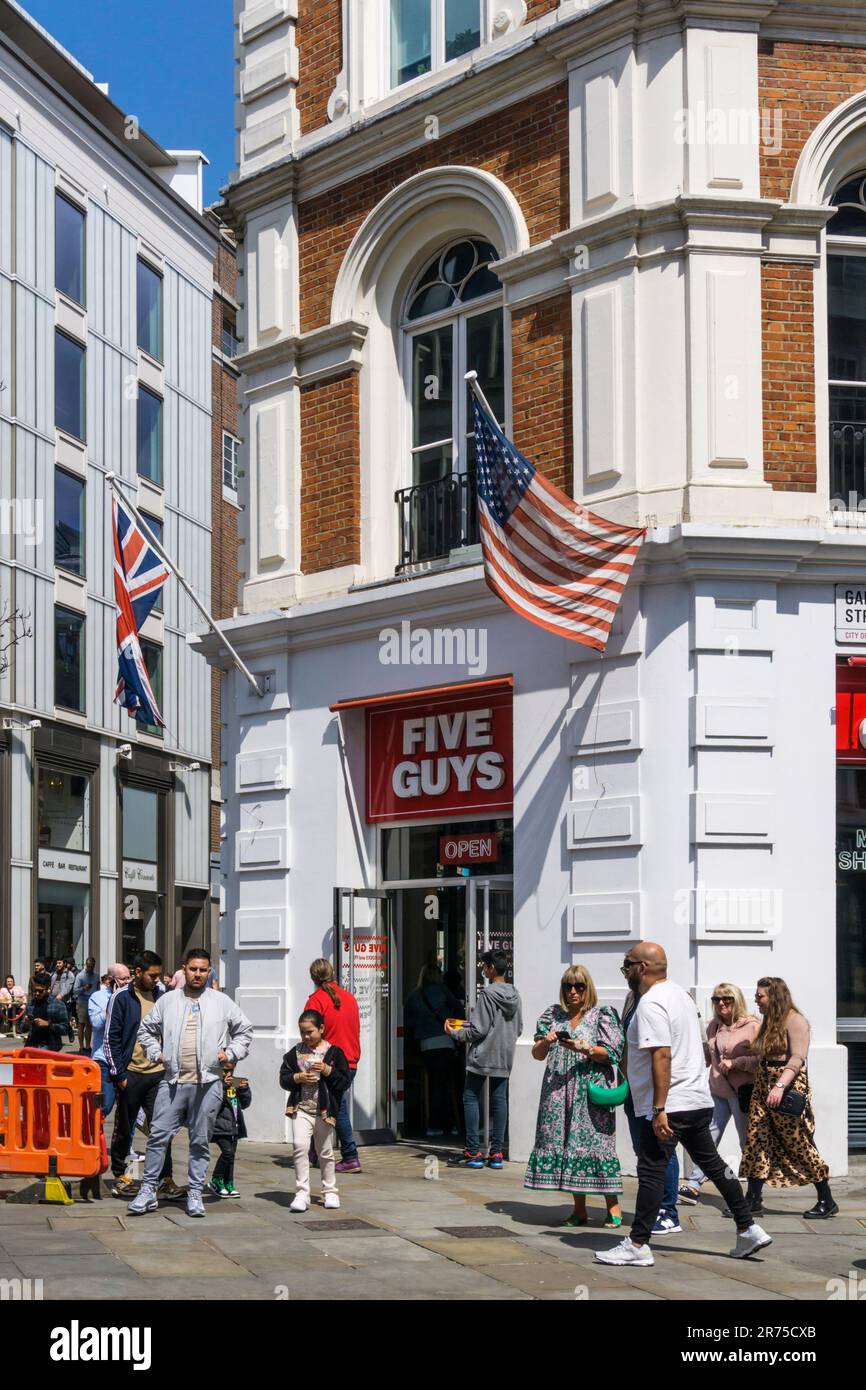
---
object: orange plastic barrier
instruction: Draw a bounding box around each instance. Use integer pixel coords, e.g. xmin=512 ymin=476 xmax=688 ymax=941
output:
xmin=0 ymin=1048 xmax=106 ymax=1179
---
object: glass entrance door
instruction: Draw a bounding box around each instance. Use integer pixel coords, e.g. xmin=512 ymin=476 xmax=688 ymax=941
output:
xmin=335 ymin=888 xmax=393 ymax=1142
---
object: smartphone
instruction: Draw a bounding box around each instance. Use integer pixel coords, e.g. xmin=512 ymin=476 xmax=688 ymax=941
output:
xmin=556 ymin=1030 xmax=572 ymax=1041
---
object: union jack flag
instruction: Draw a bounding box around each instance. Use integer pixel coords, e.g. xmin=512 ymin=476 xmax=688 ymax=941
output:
xmin=472 ymin=397 xmax=645 ymax=651
xmin=113 ymin=495 xmax=169 ymax=726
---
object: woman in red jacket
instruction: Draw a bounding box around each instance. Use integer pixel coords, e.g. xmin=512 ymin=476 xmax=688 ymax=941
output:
xmin=305 ymin=959 xmax=362 ymax=1172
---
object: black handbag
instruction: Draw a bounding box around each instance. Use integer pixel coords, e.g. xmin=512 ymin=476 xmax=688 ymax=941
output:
xmin=736 ymin=1084 xmax=754 ymax=1114
xmin=775 ymin=1086 xmax=807 ymax=1118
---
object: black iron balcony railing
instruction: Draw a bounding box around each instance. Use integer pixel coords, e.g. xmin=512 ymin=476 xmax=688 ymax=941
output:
xmin=831 ymin=388 xmax=866 ymax=505
xmin=395 ymin=469 xmax=479 ymax=570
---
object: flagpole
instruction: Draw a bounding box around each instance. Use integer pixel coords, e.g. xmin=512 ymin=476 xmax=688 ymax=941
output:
xmin=464 ymin=370 xmax=497 ymax=420
xmin=105 ymin=472 xmax=264 ymax=699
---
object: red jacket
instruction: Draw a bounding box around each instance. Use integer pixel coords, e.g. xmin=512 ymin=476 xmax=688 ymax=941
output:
xmin=304 ymin=984 xmax=361 ymax=1070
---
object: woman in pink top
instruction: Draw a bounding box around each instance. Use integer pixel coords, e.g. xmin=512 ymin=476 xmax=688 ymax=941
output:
xmin=679 ymin=984 xmax=760 ymax=1204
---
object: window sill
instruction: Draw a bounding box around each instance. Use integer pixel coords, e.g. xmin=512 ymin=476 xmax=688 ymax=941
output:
xmin=222 ymin=484 xmax=240 ymax=507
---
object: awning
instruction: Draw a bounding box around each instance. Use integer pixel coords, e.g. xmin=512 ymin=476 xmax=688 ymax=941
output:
xmin=330 ymin=676 xmax=512 ymax=713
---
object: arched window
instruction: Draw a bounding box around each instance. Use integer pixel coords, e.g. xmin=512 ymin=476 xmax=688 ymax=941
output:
xmin=828 ymin=175 xmax=866 ymax=505
xmin=399 ymin=237 xmax=504 ymax=566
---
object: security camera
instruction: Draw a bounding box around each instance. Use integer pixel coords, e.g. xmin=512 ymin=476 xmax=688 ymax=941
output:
xmin=117 ymin=743 xmax=133 ymax=760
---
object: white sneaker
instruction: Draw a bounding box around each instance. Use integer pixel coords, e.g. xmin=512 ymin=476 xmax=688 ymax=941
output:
xmin=323 ymin=1193 xmax=341 ymax=1210
xmin=730 ymin=1223 xmax=773 ymax=1259
xmin=290 ymin=1194 xmax=310 ymax=1213
xmin=594 ymin=1237 xmax=654 ymax=1267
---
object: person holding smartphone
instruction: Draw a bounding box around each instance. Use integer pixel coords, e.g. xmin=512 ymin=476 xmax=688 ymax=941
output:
xmin=524 ymin=965 xmax=625 ymax=1228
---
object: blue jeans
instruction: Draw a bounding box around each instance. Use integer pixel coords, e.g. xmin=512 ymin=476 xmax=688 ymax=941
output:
xmin=98 ymin=1060 xmax=116 ymax=1119
xmin=463 ymin=1071 xmax=508 ymax=1153
xmin=625 ymin=1093 xmax=679 ymax=1220
xmin=335 ymin=1073 xmax=358 ymax=1161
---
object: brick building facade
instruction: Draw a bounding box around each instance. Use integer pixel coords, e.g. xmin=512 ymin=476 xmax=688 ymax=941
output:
xmin=197 ymin=1 xmax=866 ymax=1153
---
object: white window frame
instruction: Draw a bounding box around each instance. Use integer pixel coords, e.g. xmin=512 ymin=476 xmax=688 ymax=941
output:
xmin=828 ymin=228 xmax=866 ymax=524
xmin=222 ymin=431 xmax=241 ymax=493
xmin=389 ymin=0 xmax=491 ymax=93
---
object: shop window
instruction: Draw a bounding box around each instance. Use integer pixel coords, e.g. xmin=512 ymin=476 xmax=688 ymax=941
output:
xmin=137 ymin=386 xmax=163 ymax=485
xmin=122 ymin=785 xmax=158 ymax=863
xmin=37 ymin=881 xmax=89 ymax=966
xmin=54 ymin=607 xmax=85 ymax=713
xmin=37 ymin=767 xmax=90 ymax=852
xmin=381 ymin=817 xmax=513 ymax=879
xmin=55 ymin=468 xmax=85 ymax=576
xmin=55 ymin=330 xmax=85 ymax=440
xmin=398 ymin=238 xmax=503 ymax=567
xmin=55 ymin=192 xmax=86 ymax=306
xmin=390 ymin=0 xmax=482 ymax=88
xmin=137 ymin=258 xmax=163 ymax=360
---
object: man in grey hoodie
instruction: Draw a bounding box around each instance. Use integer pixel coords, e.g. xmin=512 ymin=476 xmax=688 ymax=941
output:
xmin=445 ymin=950 xmax=522 ymax=1169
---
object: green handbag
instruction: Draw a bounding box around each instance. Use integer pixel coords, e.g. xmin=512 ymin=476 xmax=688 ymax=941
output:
xmin=587 ymin=1062 xmax=629 ymax=1108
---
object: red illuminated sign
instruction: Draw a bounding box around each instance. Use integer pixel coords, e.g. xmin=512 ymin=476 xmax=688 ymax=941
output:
xmin=439 ymin=833 xmax=501 ymax=866
xmin=366 ymin=686 xmax=512 ymax=823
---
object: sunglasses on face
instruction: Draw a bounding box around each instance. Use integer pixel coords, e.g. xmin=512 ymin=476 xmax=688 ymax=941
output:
xmin=564 ymin=982 xmax=587 ymax=993
xmin=712 ymin=996 xmax=735 ymax=1005
xmin=619 ymin=958 xmax=642 ymax=974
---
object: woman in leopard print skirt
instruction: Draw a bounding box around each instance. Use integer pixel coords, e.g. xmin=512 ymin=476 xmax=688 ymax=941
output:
xmin=739 ymin=977 xmax=837 ymax=1220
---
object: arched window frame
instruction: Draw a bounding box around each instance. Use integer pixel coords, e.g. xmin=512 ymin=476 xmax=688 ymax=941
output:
xmin=400 ymin=236 xmax=508 ymax=492
xmin=827 ymin=174 xmax=866 ymax=514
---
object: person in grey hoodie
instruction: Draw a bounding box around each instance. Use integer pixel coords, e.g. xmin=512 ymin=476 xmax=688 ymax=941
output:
xmin=445 ymin=950 xmax=522 ymax=1169
xmin=127 ymin=948 xmax=253 ymax=1219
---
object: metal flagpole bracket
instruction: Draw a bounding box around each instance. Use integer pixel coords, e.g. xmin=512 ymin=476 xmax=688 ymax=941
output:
xmin=464 ymin=370 xmax=497 ymax=420
xmin=104 ymin=472 xmax=264 ymax=698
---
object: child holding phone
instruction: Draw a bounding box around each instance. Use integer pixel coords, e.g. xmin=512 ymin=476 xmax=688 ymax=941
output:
xmin=279 ymin=1009 xmax=351 ymax=1212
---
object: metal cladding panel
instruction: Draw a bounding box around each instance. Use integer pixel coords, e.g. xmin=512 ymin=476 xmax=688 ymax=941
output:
xmin=0 ymin=275 xmax=11 ymax=414
xmin=9 ymin=732 xmax=34 ymax=864
xmin=88 ymin=206 xmax=136 ymax=355
xmin=99 ymin=739 xmax=119 ymax=875
xmin=165 ymin=389 xmax=211 ymax=533
xmin=0 ymin=560 xmax=11 ymax=706
xmin=0 ymin=128 xmax=11 ymax=273
xmin=0 ymin=420 xmax=11 ymax=564
xmin=88 ymin=336 xmax=135 ymax=499
xmin=89 ymin=594 xmax=123 ymax=734
xmin=13 ymin=428 xmax=52 ymax=575
xmin=13 ymin=566 xmax=52 ymax=713
xmin=164 ymin=266 xmax=211 ymax=409
xmin=14 ymin=286 xmax=52 ymax=435
xmin=15 ymin=143 xmax=53 ymax=297
xmin=174 ymin=764 xmax=210 ymax=888
xmin=89 ymin=454 xmax=122 ymax=608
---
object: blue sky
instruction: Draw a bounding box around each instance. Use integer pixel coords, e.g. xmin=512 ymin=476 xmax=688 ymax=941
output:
xmin=21 ymin=0 xmax=235 ymax=204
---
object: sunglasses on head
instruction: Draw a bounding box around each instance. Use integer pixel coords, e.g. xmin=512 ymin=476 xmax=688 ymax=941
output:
xmin=712 ymin=995 xmax=735 ymax=1005
xmin=564 ymin=981 xmax=587 ymax=993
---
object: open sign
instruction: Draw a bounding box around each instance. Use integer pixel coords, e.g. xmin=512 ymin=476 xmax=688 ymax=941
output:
xmin=439 ymin=833 xmax=501 ymax=866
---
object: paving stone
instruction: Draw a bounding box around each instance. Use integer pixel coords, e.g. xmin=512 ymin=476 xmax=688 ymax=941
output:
xmin=106 ymin=1243 xmax=252 ymax=1278
xmin=304 ymin=1234 xmax=441 ymax=1267
xmin=0 ymin=1230 xmax=111 ymax=1255
xmin=417 ymin=1237 xmax=558 ymax=1266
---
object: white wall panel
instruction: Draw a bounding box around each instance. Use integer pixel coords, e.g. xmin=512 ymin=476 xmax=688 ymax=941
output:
xmin=15 ymin=142 xmax=53 ymax=296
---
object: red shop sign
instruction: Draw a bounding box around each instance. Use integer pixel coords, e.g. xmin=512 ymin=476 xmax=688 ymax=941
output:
xmin=439 ymin=832 xmax=501 ymax=866
xmin=366 ymin=686 xmax=513 ymax=823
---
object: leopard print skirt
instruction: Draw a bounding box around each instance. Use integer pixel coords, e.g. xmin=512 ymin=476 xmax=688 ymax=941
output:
xmin=739 ymin=1060 xmax=829 ymax=1187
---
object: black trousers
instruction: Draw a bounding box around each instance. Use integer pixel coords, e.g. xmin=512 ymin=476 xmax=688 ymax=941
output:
xmin=213 ymin=1135 xmax=237 ymax=1186
xmin=110 ymin=1071 xmax=173 ymax=1179
xmin=632 ymin=1108 xmax=752 ymax=1244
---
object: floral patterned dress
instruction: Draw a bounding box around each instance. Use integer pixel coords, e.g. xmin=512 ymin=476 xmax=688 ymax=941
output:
xmin=524 ymin=1003 xmax=624 ymax=1194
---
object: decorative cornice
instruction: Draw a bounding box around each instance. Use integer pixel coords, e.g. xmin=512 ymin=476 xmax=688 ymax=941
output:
xmin=232 ymin=318 xmax=369 ymax=384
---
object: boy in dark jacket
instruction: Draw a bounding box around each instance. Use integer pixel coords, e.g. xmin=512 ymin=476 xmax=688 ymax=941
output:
xmin=208 ymin=1066 xmax=252 ymax=1198
xmin=23 ymin=978 xmax=68 ymax=1050
xmin=280 ymin=1009 xmax=351 ymax=1212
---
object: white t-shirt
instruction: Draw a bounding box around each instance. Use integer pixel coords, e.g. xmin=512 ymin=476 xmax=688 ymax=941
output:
xmin=626 ymin=980 xmax=712 ymax=1120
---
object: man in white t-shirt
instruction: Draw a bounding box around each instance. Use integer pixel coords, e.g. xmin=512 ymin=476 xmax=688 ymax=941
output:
xmin=596 ymin=943 xmax=772 ymax=1267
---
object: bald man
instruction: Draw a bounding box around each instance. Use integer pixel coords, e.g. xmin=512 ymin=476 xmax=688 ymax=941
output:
xmin=596 ymin=944 xmax=772 ymax=1266
xmin=89 ymin=963 xmax=131 ymax=1119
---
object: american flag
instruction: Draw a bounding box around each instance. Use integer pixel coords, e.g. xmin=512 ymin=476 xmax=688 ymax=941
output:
xmin=113 ymin=495 xmax=169 ymax=726
xmin=472 ymin=397 xmax=645 ymax=651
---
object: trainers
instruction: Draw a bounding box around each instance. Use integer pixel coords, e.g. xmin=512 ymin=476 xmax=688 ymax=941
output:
xmin=335 ymin=1156 xmax=362 ymax=1173
xmin=158 ymin=1177 xmax=186 ymax=1202
xmin=447 ymin=1150 xmax=484 ymax=1169
xmin=651 ymin=1215 xmax=682 ymax=1235
xmin=290 ymin=1193 xmax=310 ymax=1213
xmin=224 ymin=1184 xmax=240 ymax=1199
xmin=127 ymin=1185 xmax=158 ymax=1216
xmin=678 ymin=1184 xmax=701 ymax=1206
xmin=186 ymin=1189 xmax=206 ymax=1218
xmin=730 ymin=1223 xmax=772 ymax=1259
xmin=112 ymin=1174 xmax=138 ymax=1199
xmin=207 ymin=1178 xmax=226 ymax=1198
xmin=594 ymin=1237 xmax=654 ymax=1267
xmin=487 ymin=1152 xmax=504 ymax=1170
xmin=323 ymin=1192 xmax=341 ymax=1210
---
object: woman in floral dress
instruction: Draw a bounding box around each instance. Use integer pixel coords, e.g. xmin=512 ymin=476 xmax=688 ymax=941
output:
xmin=524 ymin=964 xmax=625 ymax=1227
